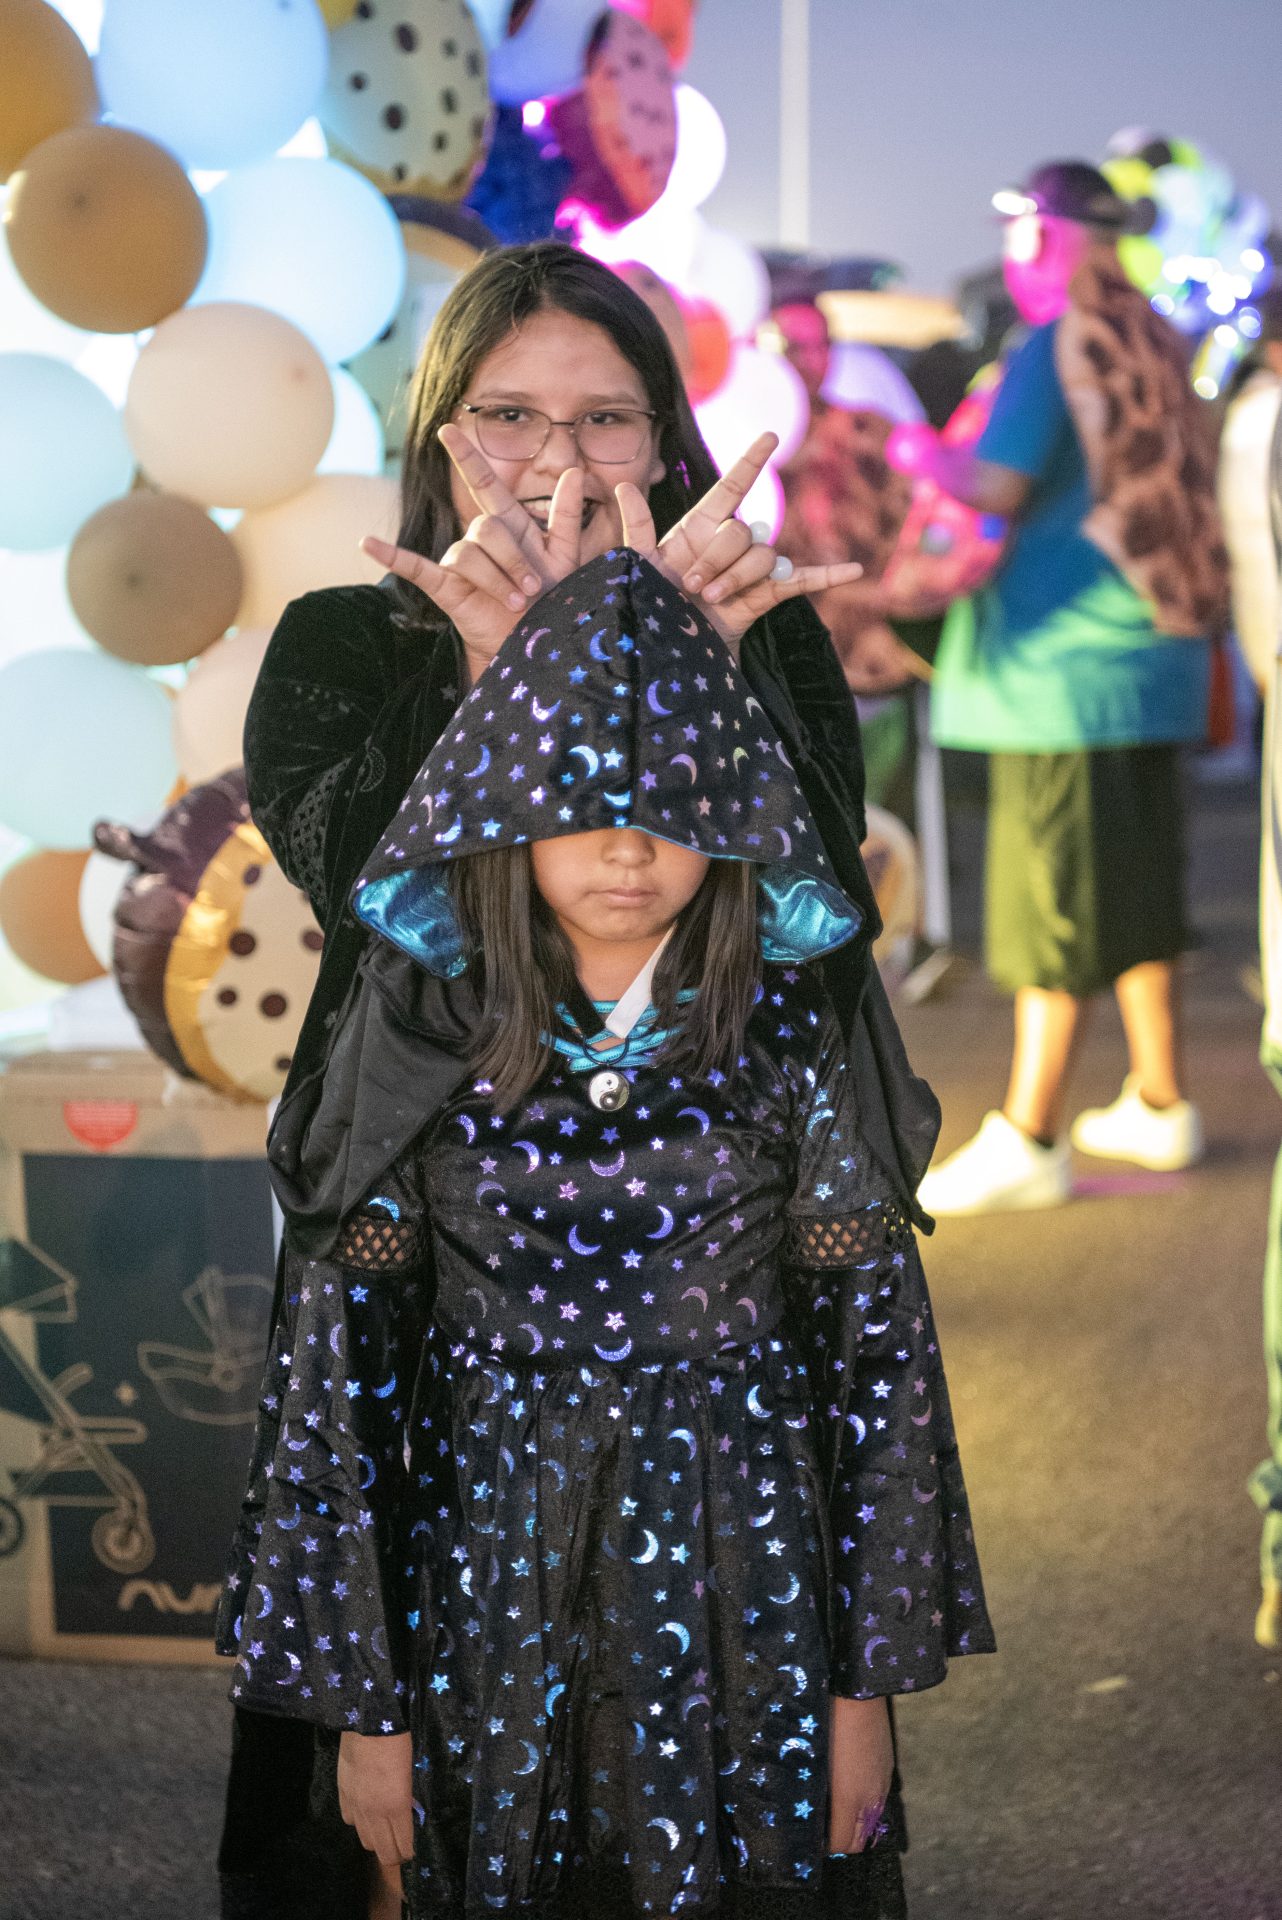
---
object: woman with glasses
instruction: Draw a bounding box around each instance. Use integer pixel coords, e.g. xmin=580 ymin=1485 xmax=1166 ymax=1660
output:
xmin=221 ymin=242 xmax=954 ymax=1920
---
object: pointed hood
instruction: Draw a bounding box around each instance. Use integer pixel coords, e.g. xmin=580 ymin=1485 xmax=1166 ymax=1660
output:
xmin=353 ymin=549 xmax=862 ymax=974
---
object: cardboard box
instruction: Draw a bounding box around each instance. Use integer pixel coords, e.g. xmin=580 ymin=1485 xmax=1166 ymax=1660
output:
xmin=0 ymin=1049 xmax=276 ymax=1664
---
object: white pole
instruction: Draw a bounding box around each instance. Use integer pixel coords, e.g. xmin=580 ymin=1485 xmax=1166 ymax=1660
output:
xmin=779 ymin=0 xmax=811 ymax=249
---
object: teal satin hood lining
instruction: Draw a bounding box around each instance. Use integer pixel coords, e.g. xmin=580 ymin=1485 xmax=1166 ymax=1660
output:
xmin=353 ymin=859 xmax=862 ymax=977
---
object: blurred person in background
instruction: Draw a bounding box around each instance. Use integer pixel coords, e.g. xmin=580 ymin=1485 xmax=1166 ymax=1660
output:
xmin=1247 ymin=350 xmax=1282 ymax=1652
xmin=1218 ymin=287 xmax=1282 ymax=702
xmin=888 ymin=161 xmax=1229 ymax=1214
xmin=771 ymin=301 xmax=921 ymax=825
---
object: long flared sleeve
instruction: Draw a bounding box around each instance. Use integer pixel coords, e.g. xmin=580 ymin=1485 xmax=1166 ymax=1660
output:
xmin=216 ymin=1156 xmax=433 ymax=1734
xmin=782 ymin=998 xmax=995 ymax=1698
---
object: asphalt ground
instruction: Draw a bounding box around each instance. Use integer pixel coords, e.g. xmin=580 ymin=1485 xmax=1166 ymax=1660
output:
xmin=2 ymin=767 xmax=1277 ymax=1920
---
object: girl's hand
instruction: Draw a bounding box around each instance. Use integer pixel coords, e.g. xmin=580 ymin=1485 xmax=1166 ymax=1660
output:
xmin=361 ymin=424 xmax=585 ymax=683
xmin=616 ymin=433 xmax=864 ymax=652
xmin=337 ymin=1728 xmax=414 ymax=1866
xmin=828 ymin=1694 xmax=894 ymax=1855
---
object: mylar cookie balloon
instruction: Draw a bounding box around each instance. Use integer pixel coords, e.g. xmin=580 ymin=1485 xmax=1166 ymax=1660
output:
xmin=549 ymin=11 xmax=676 ymax=228
xmin=97 ymin=770 xmax=322 ymax=1103
xmin=67 ymin=491 xmax=242 ymax=666
xmin=5 ymin=125 xmax=208 ymax=333
xmin=0 ymin=0 xmax=99 ymax=182
xmin=322 ymin=0 xmax=491 ymax=202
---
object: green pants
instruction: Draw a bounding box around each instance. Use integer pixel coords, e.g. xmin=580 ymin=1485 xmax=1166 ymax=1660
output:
xmin=1249 ymin=1117 xmax=1282 ymax=1583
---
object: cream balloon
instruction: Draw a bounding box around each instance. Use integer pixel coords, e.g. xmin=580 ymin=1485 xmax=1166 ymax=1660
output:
xmin=124 ymin=302 xmax=335 ymax=510
xmin=319 ymin=368 xmax=387 ymax=477
xmin=230 ymin=473 xmax=399 ymax=630
xmin=79 ymin=844 xmax=132 ymax=971
xmin=695 ymin=343 xmax=810 ymax=467
xmin=171 ymin=625 xmax=272 ymax=785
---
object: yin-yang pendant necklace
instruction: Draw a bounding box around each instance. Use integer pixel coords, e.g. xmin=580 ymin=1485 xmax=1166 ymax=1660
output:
xmin=567 ymin=929 xmax=673 ymax=1112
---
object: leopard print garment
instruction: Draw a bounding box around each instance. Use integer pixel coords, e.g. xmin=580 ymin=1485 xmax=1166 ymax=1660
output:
xmin=1055 ymin=248 xmax=1230 ymax=638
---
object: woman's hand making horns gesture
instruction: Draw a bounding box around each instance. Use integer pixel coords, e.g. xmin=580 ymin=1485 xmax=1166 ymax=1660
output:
xmin=361 ymin=425 xmax=864 ymax=683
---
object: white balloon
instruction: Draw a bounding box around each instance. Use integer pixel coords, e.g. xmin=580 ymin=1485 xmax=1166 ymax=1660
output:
xmin=0 ymin=548 xmax=95 ymax=669
xmin=487 ymin=0 xmax=601 ymax=106
xmin=79 ymin=847 xmax=132 ymax=972
xmin=664 ymin=86 xmax=727 ymax=211
xmin=681 ymin=223 xmax=770 ymax=337
xmin=46 ymin=0 xmax=103 ymax=51
xmin=96 ymin=0 xmax=329 ymax=173
xmin=320 ymin=369 xmax=387 ymax=477
xmin=695 ymin=344 xmax=810 ymax=467
xmin=0 ymin=193 xmax=91 ymax=359
xmin=821 ymin=342 xmax=926 ymax=425
xmin=171 ymin=626 xmax=273 ymax=785
xmin=231 ymin=473 xmax=399 ymax=630
xmin=194 ymin=158 xmax=408 ymax=365
xmin=577 ymin=200 xmax=700 ymax=287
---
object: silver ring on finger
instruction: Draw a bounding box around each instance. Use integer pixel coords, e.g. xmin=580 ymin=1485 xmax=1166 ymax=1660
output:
xmin=770 ymin=553 xmax=795 ymax=582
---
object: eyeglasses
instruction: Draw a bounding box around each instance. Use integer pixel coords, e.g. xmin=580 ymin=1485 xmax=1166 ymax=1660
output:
xmin=456 ymin=401 xmax=658 ymax=465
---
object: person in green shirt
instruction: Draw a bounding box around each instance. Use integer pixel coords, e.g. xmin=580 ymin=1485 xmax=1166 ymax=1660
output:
xmin=888 ymin=162 xmax=1226 ymax=1214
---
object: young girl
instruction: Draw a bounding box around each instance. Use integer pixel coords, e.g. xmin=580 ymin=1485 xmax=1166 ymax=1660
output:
xmin=219 ymin=546 xmax=993 ymax=1919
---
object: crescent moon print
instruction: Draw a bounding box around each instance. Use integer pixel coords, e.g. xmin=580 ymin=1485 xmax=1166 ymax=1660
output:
xmin=530 ymin=696 xmax=560 ymax=721
xmin=455 ymin=1114 xmax=478 ymax=1144
xmin=569 ymin=743 xmax=600 ymax=777
xmin=681 ymin=1285 xmax=709 ymax=1311
xmin=254 ymin=1585 xmax=273 ymax=1619
xmin=646 ymin=1206 xmax=675 ymax=1240
xmin=519 ymin=1322 xmax=544 ymax=1354
xmin=588 ymin=629 xmax=612 ymax=663
xmin=523 ymin=625 xmax=550 ymax=658
xmin=648 ymin=1817 xmax=681 ymax=1852
xmin=435 ymin=815 xmax=463 ymax=844
xmin=603 ymin=788 xmax=632 ymax=809
xmin=568 ymin=1223 xmax=602 ymax=1255
xmin=676 ymin=1106 xmax=710 ymax=1135
xmin=670 ymin=753 xmax=699 ymax=783
xmin=770 ymin=1573 xmax=801 ymax=1605
xmin=658 ymin=1620 xmax=691 ymax=1654
xmin=594 ymin=1337 xmax=633 ymax=1362
xmin=912 ymin=1400 xmax=934 ymax=1427
xmin=511 ymin=1139 xmax=541 ymax=1171
xmin=514 ymin=1739 xmax=540 ymax=1776
xmin=631 ymin=1528 xmax=660 ymax=1565
xmin=589 ymin=1151 xmax=626 ymax=1177
xmin=646 ymin=680 xmax=674 ymax=716
xmin=464 ymin=745 xmax=491 ymax=779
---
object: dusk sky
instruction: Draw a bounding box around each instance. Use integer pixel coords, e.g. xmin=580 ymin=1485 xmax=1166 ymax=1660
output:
xmin=686 ymin=0 xmax=1282 ymax=294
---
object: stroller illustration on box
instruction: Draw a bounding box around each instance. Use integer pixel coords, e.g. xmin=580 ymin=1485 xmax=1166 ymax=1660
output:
xmin=137 ymin=1265 xmax=272 ymax=1425
xmin=0 ymin=1239 xmax=155 ymax=1575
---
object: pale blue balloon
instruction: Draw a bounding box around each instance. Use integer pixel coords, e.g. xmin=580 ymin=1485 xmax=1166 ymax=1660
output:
xmin=0 ymin=651 xmax=176 ymax=848
xmin=194 ymin=158 xmax=407 ymax=365
xmin=96 ymin=0 xmax=329 ymax=172
xmin=0 ymin=355 xmax=133 ymax=553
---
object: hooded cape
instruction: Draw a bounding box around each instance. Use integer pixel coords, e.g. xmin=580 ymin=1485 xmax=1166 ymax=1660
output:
xmin=354 ymin=548 xmax=861 ymax=973
xmin=261 ymin=570 xmax=939 ymax=1258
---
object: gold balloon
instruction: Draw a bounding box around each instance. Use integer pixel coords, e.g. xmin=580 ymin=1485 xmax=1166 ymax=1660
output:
xmin=0 ymin=0 xmax=98 ymax=182
xmin=6 ymin=124 xmax=207 ymax=333
xmin=67 ymin=493 xmax=243 ymax=667
xmin=317 ymin=0 xmax=360 ymax=22
xmin=0 ymin=848 xmax=104 ymax=984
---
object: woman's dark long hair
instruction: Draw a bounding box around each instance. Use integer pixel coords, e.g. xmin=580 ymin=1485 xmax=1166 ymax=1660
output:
xmin=448 ymin=845 xmax=761 ymax=1110
xmin=390 ymin=242 xmax=721 ymax=629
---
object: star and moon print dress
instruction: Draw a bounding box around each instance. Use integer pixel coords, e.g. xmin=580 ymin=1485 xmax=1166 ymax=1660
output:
xmin=218 ymin=553 xmax=994 ymax=1918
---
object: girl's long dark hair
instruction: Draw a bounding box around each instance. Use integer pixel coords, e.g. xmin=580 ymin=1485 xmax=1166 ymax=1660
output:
xmin=448 ymin=846 xmax=761 ymax=1110
xmin=390 ymin=242 xmax=721 ymax=629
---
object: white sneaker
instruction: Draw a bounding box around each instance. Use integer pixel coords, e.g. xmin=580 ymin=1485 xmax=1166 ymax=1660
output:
xmin=917 ymin=1110 xmax=1072 ymax=1217
xmin=1069 ymin=1076 xmax=1204 ymax=1171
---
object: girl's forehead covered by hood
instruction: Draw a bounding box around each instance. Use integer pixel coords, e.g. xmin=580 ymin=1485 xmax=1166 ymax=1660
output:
xmin=354 ymin=549 xmax=862 ymax=973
